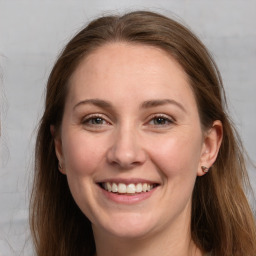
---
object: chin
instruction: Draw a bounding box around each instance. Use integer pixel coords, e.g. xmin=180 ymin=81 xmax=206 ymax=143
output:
xmin=105 ymin=225 xmax=153 ymax=240
xmin=94 ymin=212 xmax=157 ymax=239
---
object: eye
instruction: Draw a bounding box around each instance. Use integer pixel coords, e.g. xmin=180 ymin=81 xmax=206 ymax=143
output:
xmin=82 ymin=114 xmax=111 ymax=128
xmin=85 ymin=117 xmax=106 ymax=125
xmin=147 ymin=115 xmax=174 ymax=127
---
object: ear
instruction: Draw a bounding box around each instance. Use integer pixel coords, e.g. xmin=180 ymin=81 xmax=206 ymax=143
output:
xmin=197 ymin=120 xmax=223 ymax=176
xmin=50 ymin=125 xmax=66 ymax=174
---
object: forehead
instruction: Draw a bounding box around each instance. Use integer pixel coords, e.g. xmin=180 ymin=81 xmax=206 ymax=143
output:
xmin=72 ymin=42 xmax=186 ymax=80
xmin=67 ymin=42 xmax=197 ymax=110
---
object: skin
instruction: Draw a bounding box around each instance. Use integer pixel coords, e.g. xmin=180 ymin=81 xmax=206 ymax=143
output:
xmin=53 ymin=43 xmax=222 ymax=256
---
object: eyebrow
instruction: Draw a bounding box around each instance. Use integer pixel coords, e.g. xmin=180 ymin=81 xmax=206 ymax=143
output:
xmin=73 ymin=99 xmax=113 ymax=111
xmin=73 ymin=98 xmax=186 ymax=113
xmin=141 ymin=99 xmax=186 ymax=112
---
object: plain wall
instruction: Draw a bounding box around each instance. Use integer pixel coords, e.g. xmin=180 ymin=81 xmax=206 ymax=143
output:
xmin=0 ymin=1 xmax=255 ymax=255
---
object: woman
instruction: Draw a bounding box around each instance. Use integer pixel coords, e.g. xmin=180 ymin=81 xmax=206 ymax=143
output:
xmin=30 ymin=11 xmax=256 ymax=256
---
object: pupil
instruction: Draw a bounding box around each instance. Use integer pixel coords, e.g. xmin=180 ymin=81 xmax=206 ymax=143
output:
xmin=94 ymin=118 xmax=102 ymax=124
xmin=155 ymin=118 xmax=165 ymax=124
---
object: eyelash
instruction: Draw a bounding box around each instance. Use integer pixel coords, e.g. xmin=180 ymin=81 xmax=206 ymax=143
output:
xmin=147 ymin=114 xmax=174 ymax=127
xmin=82 ymin=114 xmax=110 ymax=127
xmin=81 ymin=113 xmax=174 ymax=129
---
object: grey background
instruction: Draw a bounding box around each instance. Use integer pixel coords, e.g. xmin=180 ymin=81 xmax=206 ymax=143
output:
xmin=0 ymin=1 xmax=255 ymax=255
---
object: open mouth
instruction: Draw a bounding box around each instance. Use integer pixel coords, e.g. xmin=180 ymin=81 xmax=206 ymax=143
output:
xmin=99 ymin=182 xmax=159 ymax=195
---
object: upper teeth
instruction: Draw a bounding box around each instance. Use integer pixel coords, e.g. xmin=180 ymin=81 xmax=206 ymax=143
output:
xmin=102 ymin=182 xmax=154 ymax=194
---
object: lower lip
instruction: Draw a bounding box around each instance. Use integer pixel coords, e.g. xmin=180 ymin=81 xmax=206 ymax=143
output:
xmin=99 ymin=186 xmax=157 ymax=204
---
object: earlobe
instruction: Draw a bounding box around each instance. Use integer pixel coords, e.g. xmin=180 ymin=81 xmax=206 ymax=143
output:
xmin=198 ymin=120 xmax=223 ymax=176
xmin=50 ymin=125 xmax=66 ymax=174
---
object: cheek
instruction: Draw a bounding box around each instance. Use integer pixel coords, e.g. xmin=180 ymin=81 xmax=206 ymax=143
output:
xmin=62 ymin=131 xmax=106 ymax=176
xmin=148 ymin=132 xmax=203 ymax=178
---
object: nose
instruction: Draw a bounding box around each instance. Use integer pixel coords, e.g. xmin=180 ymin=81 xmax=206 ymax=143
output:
xmin=106 ymin=126 xmax=147 ymax=169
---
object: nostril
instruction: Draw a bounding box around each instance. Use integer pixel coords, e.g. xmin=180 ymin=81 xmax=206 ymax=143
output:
xmin=107 ymin=144 xmax=147 ymax=169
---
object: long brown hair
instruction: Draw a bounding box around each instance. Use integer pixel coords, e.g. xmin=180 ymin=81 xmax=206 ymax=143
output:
xmin=30 ymin=11 xmax=256 ymax=256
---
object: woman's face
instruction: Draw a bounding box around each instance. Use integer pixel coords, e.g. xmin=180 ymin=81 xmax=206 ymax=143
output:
xmin=54 ymin=43 xmax=213 ymax=240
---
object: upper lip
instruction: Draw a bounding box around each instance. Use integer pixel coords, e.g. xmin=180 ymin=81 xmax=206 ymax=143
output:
xmin=97 ymin=178 xmax=160 ymax=185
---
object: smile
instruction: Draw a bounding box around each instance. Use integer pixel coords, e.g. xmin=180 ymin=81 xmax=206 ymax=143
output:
xmin=100 ymin=182 xmax=158 ymax=195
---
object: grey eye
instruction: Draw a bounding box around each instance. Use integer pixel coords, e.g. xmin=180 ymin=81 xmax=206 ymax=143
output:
xmin=149 ymin=116 xmax=172 ymax=126
xmin=153 ymin=117 xmax=169 ymax=125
